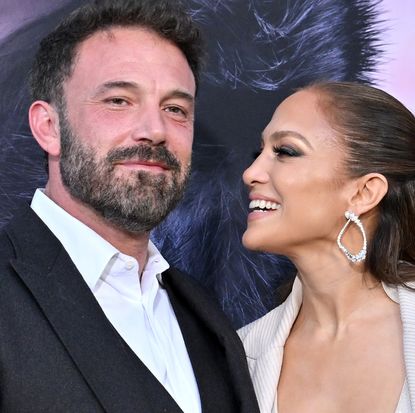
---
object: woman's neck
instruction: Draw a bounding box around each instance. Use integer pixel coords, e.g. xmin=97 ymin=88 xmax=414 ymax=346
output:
xmin=291 ymin=253 xmax=394 ymax=339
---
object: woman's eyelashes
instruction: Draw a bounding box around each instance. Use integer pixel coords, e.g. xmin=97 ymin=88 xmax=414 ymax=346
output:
xmin=251 ymin=143 xmax=302 ymax=159
xmin=272 ymin=145 xmax=301 ymax=157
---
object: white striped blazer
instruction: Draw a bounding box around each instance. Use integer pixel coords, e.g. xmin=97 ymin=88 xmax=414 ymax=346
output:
xmin=238 ymin=278 xmax=415 ymax=413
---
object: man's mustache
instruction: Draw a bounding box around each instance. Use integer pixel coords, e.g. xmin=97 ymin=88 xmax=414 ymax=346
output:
xmin=106 ymin=145 xmax=181 ymax=172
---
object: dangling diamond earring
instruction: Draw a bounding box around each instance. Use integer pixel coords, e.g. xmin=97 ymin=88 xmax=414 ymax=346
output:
xmin=336 ymin=211 xmax=367 ymax=263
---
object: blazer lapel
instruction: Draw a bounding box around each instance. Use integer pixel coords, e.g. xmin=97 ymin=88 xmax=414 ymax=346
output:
xmin=398 ymin=285 xmax=415 ymax=411
xmin=7 ymin=206 xmax=183 ymax=413
xmin=238 ymin=278 xmax=302 ymax=413
xmin=247 ymin=345 xmax=283 ymax=413
xmin=162 ymin=268 xmax=260 ymax=413
xmin=241 ymin=305 xmax=288 ymax=413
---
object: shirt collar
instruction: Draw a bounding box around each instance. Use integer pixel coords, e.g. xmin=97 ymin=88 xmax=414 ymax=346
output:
xmin=30 ymin=189 xmax=169 ymax=290
xmin=145 ymin=241 xmax=169 ymax=278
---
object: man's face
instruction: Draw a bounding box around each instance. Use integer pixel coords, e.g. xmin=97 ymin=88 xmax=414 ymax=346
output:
xmin=58 ymin=27 xmax=196 ymax=233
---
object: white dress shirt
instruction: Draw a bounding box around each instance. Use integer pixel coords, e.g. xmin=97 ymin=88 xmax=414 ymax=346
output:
xmin=31 ymin=189 xmax=201 ymax=413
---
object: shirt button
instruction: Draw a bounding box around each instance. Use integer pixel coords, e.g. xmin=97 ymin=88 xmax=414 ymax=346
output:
xmin=125 ymin=261 xmax=135 ymax=270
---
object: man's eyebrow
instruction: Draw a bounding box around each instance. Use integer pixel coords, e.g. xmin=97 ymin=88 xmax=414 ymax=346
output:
xmin=164 ymin=89 xmax=195 ymax=105
xmin=93 ymin=80 xmax=141 ymax=96
xmin=92 ymin=82 xmax=195 ymax=105
xmin=266 ymin=130 xmax=313 ymax=149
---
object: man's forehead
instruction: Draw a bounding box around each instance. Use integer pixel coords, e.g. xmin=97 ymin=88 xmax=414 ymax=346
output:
xmin=63 ymin=26 xmax=196 ymax=100
xmin=70 ymin=27 xmax=192 ymax=80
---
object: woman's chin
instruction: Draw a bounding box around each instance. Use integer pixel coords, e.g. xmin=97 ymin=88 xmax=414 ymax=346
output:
xmin=242 ymin=231 xmax=265 ymax=252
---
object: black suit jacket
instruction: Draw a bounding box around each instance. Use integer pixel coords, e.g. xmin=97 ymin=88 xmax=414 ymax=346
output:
xmin=0 ymin=205 xmax=259 ymax=413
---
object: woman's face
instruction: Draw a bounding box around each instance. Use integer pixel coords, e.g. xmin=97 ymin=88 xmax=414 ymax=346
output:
xmin=242 ymin=89 xmax=354 ymax=257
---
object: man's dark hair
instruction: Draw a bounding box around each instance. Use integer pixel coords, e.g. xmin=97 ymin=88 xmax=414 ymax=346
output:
xmin=29 ymin=0 xmax=204 ymax=107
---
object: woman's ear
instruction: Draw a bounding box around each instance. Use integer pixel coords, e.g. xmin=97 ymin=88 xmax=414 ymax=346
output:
xmin=349 ymin=173 xmax=388 ymax=215
xmin=28 ymin=101 xmax=61 ymax=157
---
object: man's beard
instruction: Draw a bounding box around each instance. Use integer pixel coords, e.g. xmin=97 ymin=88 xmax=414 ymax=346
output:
xmin=58 ymin=114 xmax=190 ymax=233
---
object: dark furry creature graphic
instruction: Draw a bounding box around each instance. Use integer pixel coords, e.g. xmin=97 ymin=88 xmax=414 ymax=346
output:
xmin=0 ymin=0 xmax=383 ymax=327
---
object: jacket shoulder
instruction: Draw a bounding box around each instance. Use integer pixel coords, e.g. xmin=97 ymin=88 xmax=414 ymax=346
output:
xmin=0 ymin=202 xmax=61 ymax=282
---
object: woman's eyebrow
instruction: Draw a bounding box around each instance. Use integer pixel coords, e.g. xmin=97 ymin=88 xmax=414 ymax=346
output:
xmin=267 ymin=130 xmax=313 ymax=149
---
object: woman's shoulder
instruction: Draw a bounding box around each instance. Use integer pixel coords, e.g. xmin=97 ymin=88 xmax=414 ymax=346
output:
xmin=383 ymin=281 xmax=415 ymax=304
xmin=394 ymin=282 xmax=415 ymax=313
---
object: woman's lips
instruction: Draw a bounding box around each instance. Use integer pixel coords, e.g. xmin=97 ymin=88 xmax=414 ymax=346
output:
xmin=247 ymin=197 xmax=281 ymax=221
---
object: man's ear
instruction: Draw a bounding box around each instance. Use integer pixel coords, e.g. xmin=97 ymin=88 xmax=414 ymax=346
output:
xmin=29 ymin=101 xmax=61 ymax=157
xmin=349 ymin=173 xmax=388 ymax=216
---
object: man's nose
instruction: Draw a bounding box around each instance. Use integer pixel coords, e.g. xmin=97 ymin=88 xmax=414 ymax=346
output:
xmin=131 ymin=107 xmax=167 ymax=145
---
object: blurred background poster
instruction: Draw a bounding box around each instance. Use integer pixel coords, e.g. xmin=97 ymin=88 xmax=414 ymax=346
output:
xmin=376 ymin=0 xmax=414 ymax=114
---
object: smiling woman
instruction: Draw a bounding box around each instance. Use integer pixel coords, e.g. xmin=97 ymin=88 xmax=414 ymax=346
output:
xmin=239 ymin=81 xmax=415 ymax=413
xmin=243 ymin=89 xmax=348 ymax=257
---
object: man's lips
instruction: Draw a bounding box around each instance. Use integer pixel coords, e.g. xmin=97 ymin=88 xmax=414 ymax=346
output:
xmin=114 ymin=160 xmax=169 ymax=172
xmin=107 ymin=145 xmax=181 ymax=172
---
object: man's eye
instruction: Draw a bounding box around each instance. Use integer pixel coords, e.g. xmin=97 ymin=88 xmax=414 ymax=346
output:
xmin=164 ymin=106 xmax=186 ymax=116
xmin=106 ymin=97 xmax=128 ymax=106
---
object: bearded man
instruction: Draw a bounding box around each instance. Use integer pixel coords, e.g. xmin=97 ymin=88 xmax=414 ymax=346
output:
xmin=0 ymin=1 xmax=259 ymax=412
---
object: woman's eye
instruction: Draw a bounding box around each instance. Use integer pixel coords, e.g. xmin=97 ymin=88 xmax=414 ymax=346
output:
xmin=272 ymin=145 xmax=300 ymax=157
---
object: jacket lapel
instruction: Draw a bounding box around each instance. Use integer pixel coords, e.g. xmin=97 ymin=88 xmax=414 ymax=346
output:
xmin=162 ymin=268 xmax=260 ymax=413
xmin=398 ymin=285 xmax=415 ymax=411
xmin=7 ymin=205 xmax=183 ymax=413
xmin=238 ymin=278 xmax=302 ymax=413
xmin=240 ymin=304 xmax=288 ymax=413
xmin=247 ymin=346 xmax=283 ymax=413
